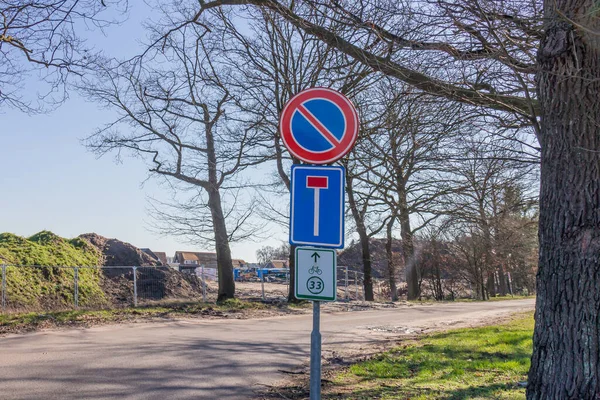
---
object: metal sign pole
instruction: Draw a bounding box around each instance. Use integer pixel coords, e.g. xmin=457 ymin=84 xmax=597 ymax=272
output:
xmin=310 ymin=300 xmax=321 ymax=400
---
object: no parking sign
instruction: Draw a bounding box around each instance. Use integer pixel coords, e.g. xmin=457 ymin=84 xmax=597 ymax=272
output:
xmin=280 ymin=87 xmax=359 ymax=164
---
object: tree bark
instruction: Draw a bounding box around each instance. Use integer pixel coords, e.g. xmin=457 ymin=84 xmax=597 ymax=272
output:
xmin=207 ymin=187 xmax=236 ymax=301
xmin=527 ymin=3 xmax=600 ymax=398
xmin=287 ymin=244 xmax=300 ymax=303
xmin=497 ymin=266 xmax=509 ymax=296
xmin=398 ymin=204 xmax=418 ymax=300
xmin=385 ymin=217 xmax=398 ymax=301
xmin=206 ymin=114 xmax=235 ymax=301
xmin=486 ymin=273 xmax=496 ymax=298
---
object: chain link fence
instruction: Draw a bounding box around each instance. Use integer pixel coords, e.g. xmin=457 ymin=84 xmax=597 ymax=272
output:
xmin=0 ymin=264 xmax=382 ymax=314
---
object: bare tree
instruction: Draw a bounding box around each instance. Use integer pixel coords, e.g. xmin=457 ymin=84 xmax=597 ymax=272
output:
xmin=81 ymin=21 xmax=266 ymax=301
xmin=256 ymin=242 xmax=290 ymax=265
xmin=352 ymin=82 xmax=470 ymax=299
xmin=440 ymin=139 xmax=538 ymax=299
xmin=0 ymin=0 xmax=127 ymax=112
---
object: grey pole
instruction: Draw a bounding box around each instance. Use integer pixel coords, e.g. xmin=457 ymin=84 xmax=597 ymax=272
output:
xmin=201 ymin=264 xmax=207 ymax=302
xmin=74 ymin=267 xmax=79 ymax=308
xmin=260 ymin=267 xmax=265 ymax=301
xmin=133 ymin=266 xmax=138 ymax=307
xmin=1 ymin=265 xmax=6 ymax=313
xmin=354 ymin=271 xmax=358 ymax=299
xmin=309 ymin=301 xmax=321 ymax=400
xmin=344 ymin=267 xmax=348 ymax=301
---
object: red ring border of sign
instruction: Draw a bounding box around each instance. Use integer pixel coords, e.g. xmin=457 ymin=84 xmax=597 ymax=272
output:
xmin=280 ymin=87 xmax=359 ymax=164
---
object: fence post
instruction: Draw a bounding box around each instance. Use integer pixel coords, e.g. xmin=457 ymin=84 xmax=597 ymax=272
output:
xmin=74 ymin=267 xmax=79 ymax=308
xmin=354 ymin=271 xmax=358 ymax=300
xmin=260 ymin=267 xmax=265 ymax=301
xmin=345 ymin=267 xmax=349 ymax=301
xmin=201 ymin=264 xmax=207 ymax=302
xmin=132 ymin=266 xmax=138 ymax=307
xmin=1 ymin=265 xmax=6 ymax=313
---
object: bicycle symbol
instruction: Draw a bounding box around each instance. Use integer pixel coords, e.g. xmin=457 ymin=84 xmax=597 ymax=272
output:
xmin=308 ymin=264 xmax=322 ymax=275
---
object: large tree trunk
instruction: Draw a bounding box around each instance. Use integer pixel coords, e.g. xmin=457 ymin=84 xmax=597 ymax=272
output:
xmin=486 ymin=273 xmax=496 ymax=298
xmin=357 ymin=226 xmax=374 ymax=301
xmin=206 ymin=119 xmax=235 ymax=301
xmin=385 ymin=218 xmax=398 ymax=301
xmin=527 ymin=2 xmax=600 ymax=398
xmin=399 ymin=205 xmax=419 ymax=300
xmin=346 ymin=172 xmax=374 ymax=301
xmin=497 ymin=266 xmax=509 ymax=296
xmin=287 ymin=244 xmax=299 ymax=303
xmin=207 ymin=187 xmax=236 ymax=301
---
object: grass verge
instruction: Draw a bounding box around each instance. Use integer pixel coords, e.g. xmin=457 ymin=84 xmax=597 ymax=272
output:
xmin=319 ymin=312 xmax=533 ymax=400
xmin=0 ymin=299 xmax=307 ymax=335
xmin=407 ymin=295 xmax=535 ymax=306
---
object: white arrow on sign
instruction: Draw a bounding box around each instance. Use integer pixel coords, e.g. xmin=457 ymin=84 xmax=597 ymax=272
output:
xmin=306 ymin=176 xmax=329 ymax=236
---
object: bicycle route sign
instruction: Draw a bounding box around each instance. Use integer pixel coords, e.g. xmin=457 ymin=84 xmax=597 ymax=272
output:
xmin=295 ymin=247 xmax=337 ymax=301
xmin=280 ymin=87 xmax=359 ymax=164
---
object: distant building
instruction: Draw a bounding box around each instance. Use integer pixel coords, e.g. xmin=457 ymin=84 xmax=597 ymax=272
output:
xmin=140 ymin=248 xmax=168 ymax=266
xmin=174 ymin=251 xmax=217 ymax=272
xmin=265 ymin=259 xmax=289 ymax=269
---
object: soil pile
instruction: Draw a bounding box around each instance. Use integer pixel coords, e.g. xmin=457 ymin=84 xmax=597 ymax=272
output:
xmin=78 ymin=233 xmax=160 ymax=266
xmin=78 ymin=233 xmax=206 ymax=306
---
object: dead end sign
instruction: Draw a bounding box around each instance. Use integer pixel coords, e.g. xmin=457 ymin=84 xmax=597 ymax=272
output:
xmin=280 ymin=87 xmax=359 ymax=164
xmin=289 ymin=165 xmax=345 ymax=248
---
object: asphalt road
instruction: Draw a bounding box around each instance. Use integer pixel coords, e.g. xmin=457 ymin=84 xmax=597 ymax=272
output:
xmin=0 ymin=299 xmax=535 ymax=399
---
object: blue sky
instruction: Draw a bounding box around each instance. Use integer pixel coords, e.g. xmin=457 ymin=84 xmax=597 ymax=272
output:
xmin=0 ymin=3 xmax=285 ymax=262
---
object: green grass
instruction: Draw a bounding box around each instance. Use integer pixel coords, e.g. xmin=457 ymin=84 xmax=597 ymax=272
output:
xmin=455 ymin=295 xmax=536 ymax=303
xmin=328 ymin=313 xmax=533 ymax=399
xmin=0 ymin=231 xmax=107 ymax=309
xmin=408 ymin=295 xmax=535 ymax=306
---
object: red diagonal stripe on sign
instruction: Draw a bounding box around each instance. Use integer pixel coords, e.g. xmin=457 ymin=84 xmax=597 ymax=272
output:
xmin=297 ymin=104 xmax=341 ymax=146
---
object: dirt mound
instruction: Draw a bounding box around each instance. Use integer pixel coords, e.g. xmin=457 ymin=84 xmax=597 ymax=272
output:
xmin=78 ymin=233 xmax=160 ymax=266
xmin=99 ymin=266 xmax=206 ymax=306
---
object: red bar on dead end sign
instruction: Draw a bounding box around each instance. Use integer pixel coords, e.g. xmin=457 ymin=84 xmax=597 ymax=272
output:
xmin=307 ymin=176 xmax=328 ymax=188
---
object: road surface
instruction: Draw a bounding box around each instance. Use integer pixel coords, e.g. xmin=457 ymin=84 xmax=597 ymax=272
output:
xmin=0 ymin=299 xmax=534 ymax=399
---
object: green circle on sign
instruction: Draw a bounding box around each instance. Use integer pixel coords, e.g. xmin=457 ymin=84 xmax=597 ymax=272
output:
xmin=307 ymin=277 xmax=325 ymax=294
